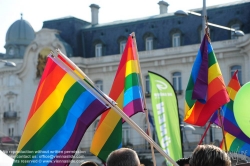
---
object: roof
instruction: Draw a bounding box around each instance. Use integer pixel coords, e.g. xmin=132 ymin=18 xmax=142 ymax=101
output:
xmin=83 ymin=0 xmax=250 ymax=30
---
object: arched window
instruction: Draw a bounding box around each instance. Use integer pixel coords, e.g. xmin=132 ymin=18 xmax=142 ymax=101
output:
xmin=172 ymin=33 xmax=181 ymax=47
xmin=143 ymin=32 xmax=155 ymax=51
xmin=120 ymin=40 xmax=126 ymax=54
xmin=172 ymin=72 xmax=182 ymax=94
xmin=95 ymin=80 xmax=103 ymax=91
xmin=146 ymin=37 xmax=153 ymax=51
xmin=95 ymin=44 xmax=102 ymax=57
xmin=117 ymin=36 xmax=127 ymax=54
xmin=230 ymin=65 xmax=242 ymax=85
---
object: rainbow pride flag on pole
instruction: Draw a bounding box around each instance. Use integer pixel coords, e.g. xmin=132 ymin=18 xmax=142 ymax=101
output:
xmin=210 ymin=70 xmax=250 ymax=144
xmin=13 ymin=54 xmax=110 ymax=166
xmin=184 ymin=34 xmax=229 ymax=126
xmin=90 ymin=33 xmax=145 ymax=161
xmin=221 ymin=132 xmax=250 ymax=157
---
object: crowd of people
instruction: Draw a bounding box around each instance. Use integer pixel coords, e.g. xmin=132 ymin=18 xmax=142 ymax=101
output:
xmin=81 ymin=144 xmax=250 ymax=166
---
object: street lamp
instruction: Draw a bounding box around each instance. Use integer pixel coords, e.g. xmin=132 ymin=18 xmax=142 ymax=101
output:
xmin=174 ymin=8 xmax=245 ymax=37
xmin=0 ymin=60 xmax=16 ymax=67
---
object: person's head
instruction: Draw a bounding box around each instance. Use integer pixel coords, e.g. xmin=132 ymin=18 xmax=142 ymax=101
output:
xmin=176 ymin=157 xmax=190 ymax=166
xmin=81 ymin=161 xmax=98 ymax=166
xmin=189 ymin=145 xmax=231 ymax=166
xmin=106 ymin=148 xmax=140 ymax=166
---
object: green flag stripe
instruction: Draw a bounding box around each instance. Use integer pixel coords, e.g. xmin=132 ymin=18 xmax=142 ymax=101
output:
xmin=125 ymin=73 xmax=140 ymax=91
xmin=97 ymin=120 xmax=122 ymax=161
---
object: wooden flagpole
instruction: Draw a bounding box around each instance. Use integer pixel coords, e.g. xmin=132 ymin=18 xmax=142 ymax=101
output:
xmin=218 ymin=107 xmax=228 ymax=152
xmin=131 ymin=32 xmax=156 ymax=166
xmin=54 ymin=50 xmax=179 ymax=166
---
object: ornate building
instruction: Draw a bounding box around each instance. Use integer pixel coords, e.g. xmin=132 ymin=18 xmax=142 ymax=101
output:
xmin=0 ymin=0 xmax=250 ymax=165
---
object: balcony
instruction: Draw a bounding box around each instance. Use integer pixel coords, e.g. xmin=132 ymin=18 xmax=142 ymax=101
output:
xmin=3 ymin=111 xmax=18 ymax=120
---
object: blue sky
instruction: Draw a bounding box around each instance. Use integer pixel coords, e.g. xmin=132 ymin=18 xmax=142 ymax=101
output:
xmin=0 ymin=0 xmax=239 ymax=53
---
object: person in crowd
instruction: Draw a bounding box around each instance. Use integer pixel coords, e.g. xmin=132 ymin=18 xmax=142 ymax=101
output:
xmin=106 ymin=148 xmax=140 ymax=166
xmin=81 ymin=161 xmax=98 ymax=166
xmin=189 ymin=144 xmax=231 ymax=166
xmin=176 ymin=157 xmax=190 ymax=166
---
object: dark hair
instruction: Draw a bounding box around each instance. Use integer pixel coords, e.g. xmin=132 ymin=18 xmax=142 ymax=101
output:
xmin=189 ymin=145 xmax=231 ymax=166
xmin=81 ymin=161 xmax=98 ymax=166
xmin=176 ymin=157 xmax=190 ymax=166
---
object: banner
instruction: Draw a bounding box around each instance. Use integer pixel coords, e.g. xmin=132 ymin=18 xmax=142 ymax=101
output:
xmin=148 ymin=71 xmax=182 ymax=163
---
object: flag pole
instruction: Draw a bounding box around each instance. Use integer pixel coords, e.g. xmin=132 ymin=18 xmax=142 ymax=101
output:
xmin=144 ymin=108 xmax=157 ymax=166
xmin=198 ymin=122 xmax=211 ymax=145
xmin=131 ymin=32 xmax=156 ymax=166
xmin=218 ymin=107 xmax=228 ymax=152
xmin=54 ymin=50 xmax=179 ymax=166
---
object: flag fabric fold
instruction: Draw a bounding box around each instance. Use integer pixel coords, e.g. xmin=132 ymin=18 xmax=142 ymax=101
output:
xmin=184 ymin=34 xmax=229 ymax=126
xmin=210 ymin=70 xmax=250 ymax=144
xmin=90 ymin=33 xmax=145 ymax=162
xmin=13 ymin=55 xmax=110 ymax=166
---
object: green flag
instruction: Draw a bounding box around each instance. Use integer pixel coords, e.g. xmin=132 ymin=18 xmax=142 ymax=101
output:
xmin=148 ymin=71 xmax=182 ymax=164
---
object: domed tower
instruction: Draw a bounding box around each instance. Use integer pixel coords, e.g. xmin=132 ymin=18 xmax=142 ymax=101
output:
xmin=4 ymin=14 xmax=35 ymax=59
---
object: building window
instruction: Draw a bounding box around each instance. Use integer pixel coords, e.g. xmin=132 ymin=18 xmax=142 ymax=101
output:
xmin=120 ymin=40 xmax=126 ymax=54
xmin=172 ymin=72 xmax=182 ymax=94
xmin=146 ymin=37 xmax=153 ymax=51
xmin=122 ymin=122 xmax=130 ymax=145
xmin=145 ymin=75 xmax=150 ymax=95
xmin=8 ymin=127 xmax=14 ymax=137
xmin=172 ymin=33 xmax=181 ymax=47
xmin=231 ymin=24 xmax=240 ymax=39
xmin=231 ymin=65 xmax=242 ymax=85
xmin=95 ymin=44 xmax=102 ymax=57
xmin=95 ymin=80 xmax=103 ymax=91
xmin=8 ymin=46 xmax=15 ymax=56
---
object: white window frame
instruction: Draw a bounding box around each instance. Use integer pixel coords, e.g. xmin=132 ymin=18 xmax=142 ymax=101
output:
xmin=95 ymin=44 xmax=102 ymax=57
xmin=172 ymin=72 xmax=182 ymax=92
xmin=172 ymin=33 xmax=181 ymax=47
xmin=120 ymin=40 xmax=126 ymax=54
xmin=146 ymin=37 xmax=153 ymax=51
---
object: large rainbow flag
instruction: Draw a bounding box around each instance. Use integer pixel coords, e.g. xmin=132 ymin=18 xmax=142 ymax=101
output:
xmin=13 ymin=55 xmax=110 ymax=165
xmin=184 ymin=34 xmax=229 ymax=126
xmin=90 ymin=34 xmax=145 ymax=161
xmin=221 ymin=132 xmax=250 ymax=157
xmin=210 ymin=70 xmax=250 ymax=144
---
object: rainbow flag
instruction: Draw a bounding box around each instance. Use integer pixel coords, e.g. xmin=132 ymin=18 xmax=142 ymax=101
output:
xmin=184 ymin=34 xmax=229 ymax=126
xmin=90 ymin=34 xmax=145 ymax=161
xmin=210 ymin=70 xmax=250 ymax=144
xmin=13 ymin=55 xmax=110 ymax=165
xmin=221 ymin=132 xmax=250 ymax=157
